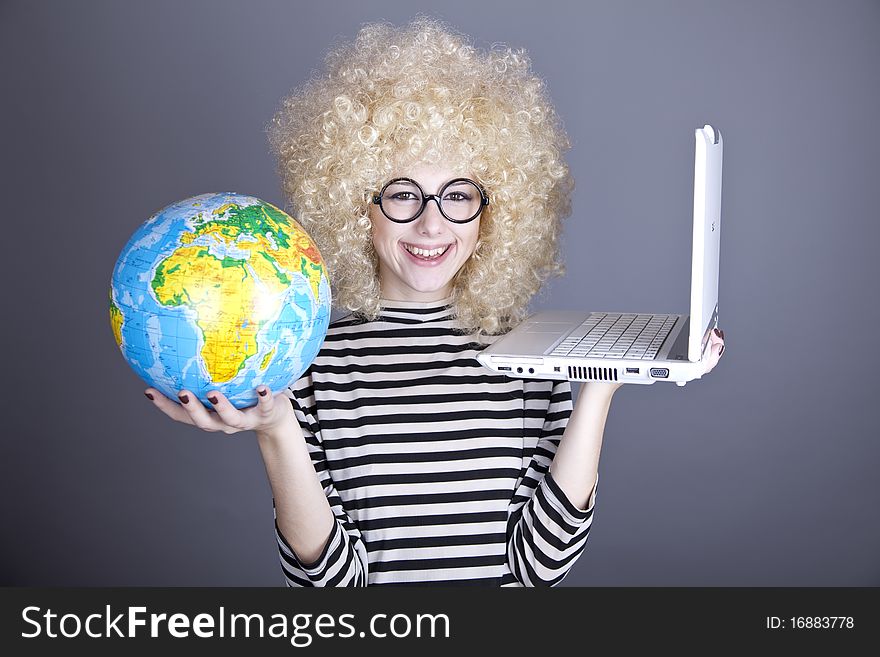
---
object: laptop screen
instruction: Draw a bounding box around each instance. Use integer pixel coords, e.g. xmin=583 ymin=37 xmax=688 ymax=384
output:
xmin=688 ymin=125 xmax=723 ymax=362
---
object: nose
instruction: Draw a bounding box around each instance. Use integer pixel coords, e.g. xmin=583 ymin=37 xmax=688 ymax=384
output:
xmin=416 ymin=197 xmax=446 ymax=236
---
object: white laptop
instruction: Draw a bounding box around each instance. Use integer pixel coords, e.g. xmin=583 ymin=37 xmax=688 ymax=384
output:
xmin=477 ymin=124 xmax=723 ymax=387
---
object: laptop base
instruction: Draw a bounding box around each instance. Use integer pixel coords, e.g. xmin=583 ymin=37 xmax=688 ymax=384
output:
xmin=476 ymin=310 xmax=712 ymax=386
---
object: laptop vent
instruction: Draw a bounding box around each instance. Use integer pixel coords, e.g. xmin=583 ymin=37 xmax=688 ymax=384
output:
xmin=567 ymin=366 xmax=619 ymax=382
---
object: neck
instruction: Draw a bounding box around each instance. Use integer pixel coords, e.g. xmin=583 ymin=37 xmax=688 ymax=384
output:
xmin=379 ymin=295 xmax=453 ymax=308
xmin=378 ymin=284 xmax=454 ymax=305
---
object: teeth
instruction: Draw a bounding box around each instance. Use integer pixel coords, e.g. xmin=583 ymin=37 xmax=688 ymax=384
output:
xmin=404 ymin=244 xmax=449 ymax=257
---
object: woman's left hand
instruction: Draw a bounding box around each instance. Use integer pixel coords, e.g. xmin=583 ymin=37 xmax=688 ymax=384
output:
xmin=702 ymin=327 xmax=726 ymax=377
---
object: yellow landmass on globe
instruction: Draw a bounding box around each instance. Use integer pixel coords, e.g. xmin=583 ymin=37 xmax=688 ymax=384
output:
xmin=109 ymin=295 xmax=124 ymax=347
xmin=152 ymin=245 xmax=285 ymax=383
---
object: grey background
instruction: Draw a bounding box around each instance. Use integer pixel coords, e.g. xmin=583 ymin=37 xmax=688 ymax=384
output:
xmin=1 ymin=0 xmax=878 ymax=586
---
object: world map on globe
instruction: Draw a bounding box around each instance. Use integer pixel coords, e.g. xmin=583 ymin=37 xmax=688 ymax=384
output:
xmin=110 ymin=192 xmax=331 ymax=409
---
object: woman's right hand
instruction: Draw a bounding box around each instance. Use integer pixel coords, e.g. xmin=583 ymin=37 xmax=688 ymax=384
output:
xmin=144 ymin=386 xmax=295 ymax=436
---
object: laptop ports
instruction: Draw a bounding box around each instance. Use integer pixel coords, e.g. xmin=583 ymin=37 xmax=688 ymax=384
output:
xmin=625 ymin=367 xmax=640 ymax=374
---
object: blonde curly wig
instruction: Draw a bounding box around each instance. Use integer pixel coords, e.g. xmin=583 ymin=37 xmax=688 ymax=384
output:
xmin=266 ymin=17 xmax=573 ymax=335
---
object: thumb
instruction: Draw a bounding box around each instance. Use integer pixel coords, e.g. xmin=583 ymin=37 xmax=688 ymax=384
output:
xmin=255 ymin=386 xmax=275 ymax=416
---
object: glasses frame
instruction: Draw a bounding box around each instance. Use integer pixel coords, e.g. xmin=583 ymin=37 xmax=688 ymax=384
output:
xmin=370 ymin=177 xmax=490 ymax=224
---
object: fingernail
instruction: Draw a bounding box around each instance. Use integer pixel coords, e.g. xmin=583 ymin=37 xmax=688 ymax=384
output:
xmin=719 ymin=345 xmax=725 ymax=356
xmin=258 ymin=388 xmax=268 ymax=397
xmin=179 ymin=393 xmax=189 ymax=404
xmin=144 ymin=392 xmax=154 ymax=401
xmin=714 ymin=328 xmax=722 ymax=338
xmin=720 ymin=330 xmax=725 ymax=340
xmin=207 ymin=395 xmax=218 ymax=405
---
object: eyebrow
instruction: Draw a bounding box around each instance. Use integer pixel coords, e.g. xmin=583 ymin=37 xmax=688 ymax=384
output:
xmin=387 ymin=177 xmax=476 ymax=188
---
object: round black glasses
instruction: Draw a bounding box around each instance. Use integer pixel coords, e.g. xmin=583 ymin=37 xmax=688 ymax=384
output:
xmin=370 ymin=177 xmax=490 ymax=224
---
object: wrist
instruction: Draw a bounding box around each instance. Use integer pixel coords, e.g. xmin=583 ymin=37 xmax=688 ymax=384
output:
xmin=255 ymin=406 xmax=300 ymax=446
xmin=580 ymin=381 xmax=622 ymax=400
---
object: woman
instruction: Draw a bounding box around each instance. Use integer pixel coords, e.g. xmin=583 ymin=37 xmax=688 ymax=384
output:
xmin=146 ymin=18 xmax=725 ymax=586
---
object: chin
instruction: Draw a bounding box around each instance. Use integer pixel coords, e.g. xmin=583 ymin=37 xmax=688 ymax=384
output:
xmin=406 ymin=278 xmax=454 ymax=294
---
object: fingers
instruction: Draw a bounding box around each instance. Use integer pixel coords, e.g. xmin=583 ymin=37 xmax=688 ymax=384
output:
xmin=176 ymin=389 xmax=243 ymax=434
xmin=703 ymin=328 xmax=726 ymax=375
xmin=145 ymin=388 xmax=194 ymax=425
xmin=254 ymin=385 xmax=276 ymax=419
xmin=203 ymin=387 xmax=279 ymax=430
xmin=145 ymin=386 xmax=282 ymax=434
xmin=711 ymin=340 xmax=724 ymax=363
xmin=204 ymin=390 xmax=251 ymax=433
xmin=712 ymin=327 xmax=725 ymax=359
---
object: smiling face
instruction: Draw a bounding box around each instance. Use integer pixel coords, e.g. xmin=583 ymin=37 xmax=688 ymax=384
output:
xmin=369 ymin=164 xmax=482 ymax=302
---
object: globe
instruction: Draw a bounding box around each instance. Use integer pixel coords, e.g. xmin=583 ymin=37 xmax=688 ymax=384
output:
xmin=110 ymin=192 xmax=331 ymax=409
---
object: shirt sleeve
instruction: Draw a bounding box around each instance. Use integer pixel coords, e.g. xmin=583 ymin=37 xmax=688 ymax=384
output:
xmin=506 ymin=379 xmax=598 ymax=586
xmin=273 ymin=372 xmax=369 ymax=587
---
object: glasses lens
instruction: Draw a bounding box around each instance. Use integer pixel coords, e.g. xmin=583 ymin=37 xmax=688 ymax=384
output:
xmin=381 ymin=180 xmax=423 ymax=221
xmin=440 ymin=180 xmax=483 ymax=222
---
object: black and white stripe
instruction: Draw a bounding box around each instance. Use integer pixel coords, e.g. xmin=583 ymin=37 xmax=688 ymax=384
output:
xmin=275 ymin=298 xmax=597 ymax=586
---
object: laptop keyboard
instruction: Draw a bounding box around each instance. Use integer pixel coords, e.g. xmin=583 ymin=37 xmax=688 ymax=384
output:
xmin=547 ymin=313 xmax=678 ymax=360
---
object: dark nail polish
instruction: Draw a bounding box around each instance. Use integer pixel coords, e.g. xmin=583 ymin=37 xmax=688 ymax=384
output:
xmin=714 ymin=328 xmax=722 ymax=338
xmin=207 ymin=395 xmax=219 ymax=405
xmin=179 ymin=393 xmax=189 ymax=404
xmin=719 ymin=345 xmax=725 ymax=356
xmin=720 ymin=330 xmax=725 ymax=340
xmin=258 ymin=388 xmax=268 ymax=397
xmin=144 ymin=392 xmax=154 ymax=401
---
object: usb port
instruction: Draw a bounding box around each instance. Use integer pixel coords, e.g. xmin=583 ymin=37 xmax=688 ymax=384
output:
xmin=625 ymin=367 xmax=640 ymax=374
xmin=498 ymin=366 xmax=511 ymax=371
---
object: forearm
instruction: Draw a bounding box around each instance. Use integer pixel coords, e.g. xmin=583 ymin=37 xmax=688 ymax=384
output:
xmin=548 ymin=382 xmax=620 ymax=510
xmin=256 ymin=415 xmax=335 ymax=565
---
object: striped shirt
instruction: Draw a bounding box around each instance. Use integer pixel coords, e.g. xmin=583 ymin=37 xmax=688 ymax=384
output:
xmin=276 ymin=297 xmax=598 ymax=586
